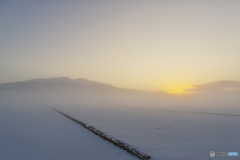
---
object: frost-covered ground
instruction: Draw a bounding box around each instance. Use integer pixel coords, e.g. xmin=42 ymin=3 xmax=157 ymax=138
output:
xmin=57 ymin=105 xmax=240 ymax=160
xmin=0 ymin=88 xmax=239 ymax=160
xmin=0 ymin=103 xmax=138 ymax=160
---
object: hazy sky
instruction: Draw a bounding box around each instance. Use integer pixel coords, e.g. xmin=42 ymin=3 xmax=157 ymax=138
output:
xmin=1 ymin=0 xmax=240 ymax=92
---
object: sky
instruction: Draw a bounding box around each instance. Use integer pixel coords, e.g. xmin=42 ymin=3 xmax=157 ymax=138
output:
xmin=1 ymin=0 xmax=240 ymax=92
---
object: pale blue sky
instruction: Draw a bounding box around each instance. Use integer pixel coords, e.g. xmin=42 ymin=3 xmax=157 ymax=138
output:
xmin=1 ymin=0 xmax=240 ymax=91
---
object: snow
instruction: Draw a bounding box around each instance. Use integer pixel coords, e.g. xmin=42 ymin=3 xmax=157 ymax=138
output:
xmin=56 ymin=105 xmax=240 ymax=160
xmin=0 ymin=102 xmax=138 ymax=160
xmin=0 ymin=78 xmax=239 ymax=160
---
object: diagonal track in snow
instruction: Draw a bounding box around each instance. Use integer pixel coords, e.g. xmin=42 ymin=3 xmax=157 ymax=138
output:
xmin=51 ymin=107 xmax=151 ymax=160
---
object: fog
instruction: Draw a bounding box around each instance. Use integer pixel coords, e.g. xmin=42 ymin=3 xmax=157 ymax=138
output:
xmin=0 ymin=80 xmax=239 ymax=115
xmin=1 ymin=78 xmax=240 ymax=160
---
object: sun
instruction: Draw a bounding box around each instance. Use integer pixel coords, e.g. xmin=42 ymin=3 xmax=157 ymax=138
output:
xmin=165 ymin=84 xmax=193 ymax=94
xmin=166 ymin=90 xmax=185 ymax=94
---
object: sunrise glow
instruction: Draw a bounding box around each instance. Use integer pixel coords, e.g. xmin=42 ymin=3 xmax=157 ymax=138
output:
xmin=163 ymin=83 xmax=193 ymax=94
xmin=1 ymin=1 xmax=240 ymax=92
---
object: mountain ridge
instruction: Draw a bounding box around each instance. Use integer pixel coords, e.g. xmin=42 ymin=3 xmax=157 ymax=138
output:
xmin=0 ymin=77 xmax=240 ymax=94
xmin=0 ymin=77 xmax=146 ymax=94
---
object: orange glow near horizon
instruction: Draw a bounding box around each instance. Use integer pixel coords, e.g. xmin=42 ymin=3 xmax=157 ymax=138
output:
xmin=1 ymin=1 xmax=240 ymax=89
xmin=165 ymin=84 xmax=194 ymax=94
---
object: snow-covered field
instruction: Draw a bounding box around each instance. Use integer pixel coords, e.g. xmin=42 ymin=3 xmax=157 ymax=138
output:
xmin=56 ymin=104 xmax=240 ymax=160
xmin=0 ymin=101 xmax=138 ymax=160
xmin=0 ymin=78 xmax=239 ymax=160
xmin=1 ymin=94 xmax=239 ymax=160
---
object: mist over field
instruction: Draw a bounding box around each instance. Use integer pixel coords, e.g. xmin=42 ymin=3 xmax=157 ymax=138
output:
xmin=1 ymin=77 xmax=239 ymax=114
xmin=0 ymin=78 xmax=239 ymax=160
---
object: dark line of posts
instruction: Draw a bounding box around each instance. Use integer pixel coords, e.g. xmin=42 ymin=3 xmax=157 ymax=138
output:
xmin=50 ymin=107 xmax=151 ymax=160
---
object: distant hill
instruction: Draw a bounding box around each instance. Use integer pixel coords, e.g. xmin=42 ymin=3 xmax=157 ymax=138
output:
xmin=0 ymin=77 xmax=144 ymax=94
xmin=0 ymin=77 xmax=162 ymax=108
xmin=185 ymin=80 xmax=240 ymax=93
xmin=0 ymin=78 xmax=239 ymax=113
xmin=1 ymin=77 xmax=239 ymax=95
